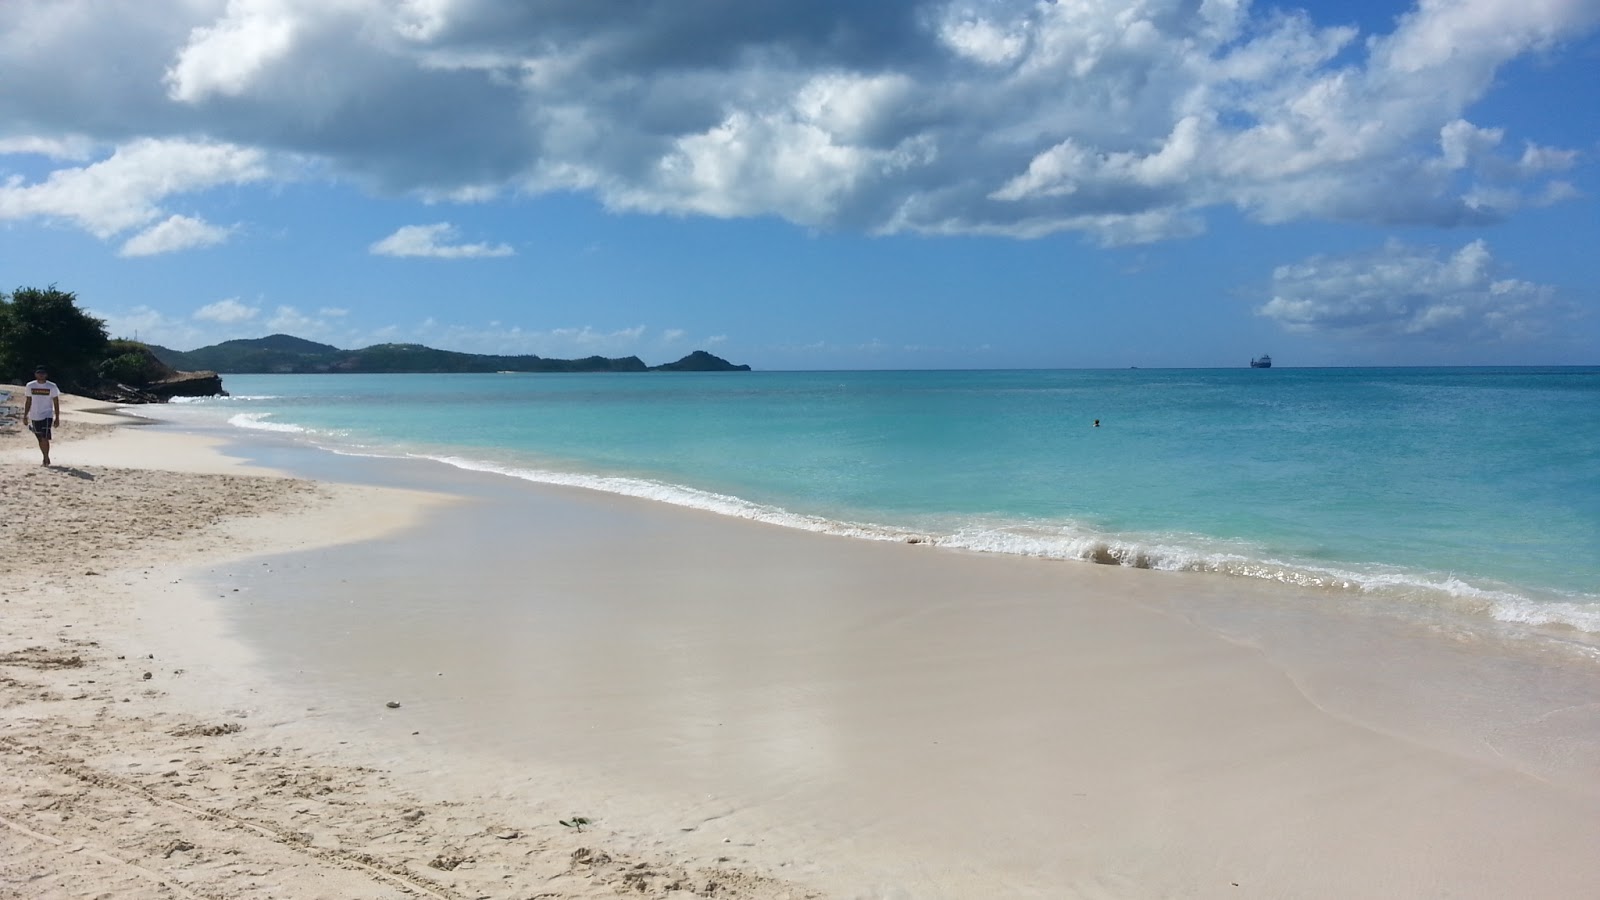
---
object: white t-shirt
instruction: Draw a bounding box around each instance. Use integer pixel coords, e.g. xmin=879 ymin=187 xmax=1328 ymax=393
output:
xmin=26 ymin=380 xmax=60 ymax=420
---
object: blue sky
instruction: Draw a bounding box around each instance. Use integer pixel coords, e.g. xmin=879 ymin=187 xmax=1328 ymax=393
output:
xmin=2 ymin=0 xmax=1597 ymax=369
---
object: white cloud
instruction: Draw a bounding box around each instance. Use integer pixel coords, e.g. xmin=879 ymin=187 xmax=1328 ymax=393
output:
xmin=1258 ymin=240 xmax=1561 ymax=341
xmin=1516 ymin=142 xmax=1578 ymax=175
xmin=0 ymin=135 xmax=94 ymax=160
xmin=320 ymin=317 xmax=736 ymax=355
xmin=266 ymin=304 xmax=344 ymax=337
xmin=1439 ymin=120 xmax=1504 ymax=170
xmin=119 ymin=214 xmax=234 ymax=256
xmin=369 ymin=222 xmax=515 ymax=258
xmin=91 ymin=299 xmax=355 ymax=349
xmin=543 ymin=325 xmax=647 ymax=351
xmin=164 ymin=0 xmax=302 ymax=103
xmin=939 ymin=16 xmax=1028 ymax=66
xmin=0 ymin=0 xmax=1595 ymax=243
xmin=337 ymin=321 xmax=678 ymax=358
xmin=93 ymin=305 xmax=190 ymax=345
xmin=0 ymin=138 xmax=267 ymax=238
xmin=193 ymin=298 xmax=260 ymax=323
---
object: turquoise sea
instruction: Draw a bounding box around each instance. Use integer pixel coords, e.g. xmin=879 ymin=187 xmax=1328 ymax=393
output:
xmin=162 ymin=367 xmax=1600 ymax=636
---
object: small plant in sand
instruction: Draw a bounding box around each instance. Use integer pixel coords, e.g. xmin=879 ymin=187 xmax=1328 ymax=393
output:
xmin=559 ymin=816 xmax=593 ymax=832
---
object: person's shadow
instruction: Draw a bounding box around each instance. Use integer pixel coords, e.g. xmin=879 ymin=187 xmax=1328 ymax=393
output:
xmin=48 ymin=466 xmax=96 ymax=480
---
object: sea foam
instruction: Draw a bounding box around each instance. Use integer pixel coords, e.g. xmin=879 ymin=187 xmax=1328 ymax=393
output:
xmin=412 ymin=453 xmax=1600 ymax=636
xmin=227 ymin=412 xmax=306 ymax=433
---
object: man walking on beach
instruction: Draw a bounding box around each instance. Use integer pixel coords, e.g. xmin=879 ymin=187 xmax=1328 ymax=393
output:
xmin=23 ymin=366 xmax=61 ymax=466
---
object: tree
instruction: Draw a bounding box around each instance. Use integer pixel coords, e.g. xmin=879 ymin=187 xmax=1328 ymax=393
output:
xmin=0 ymin=285 xmax=110 ymax=389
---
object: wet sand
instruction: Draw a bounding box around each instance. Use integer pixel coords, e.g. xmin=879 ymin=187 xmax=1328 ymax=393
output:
xmin=183 ymin=425 xmax=1600 ymax=898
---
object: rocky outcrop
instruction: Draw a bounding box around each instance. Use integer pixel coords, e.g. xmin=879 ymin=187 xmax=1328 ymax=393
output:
xmin=146 ymin=371 xmax=227 ymax=399
xmin=87 ymin=371 xmax=227 ymax=404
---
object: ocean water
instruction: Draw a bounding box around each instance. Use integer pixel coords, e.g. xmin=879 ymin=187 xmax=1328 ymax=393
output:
xmin=160 ymin=367 xmax=1600 ymax=636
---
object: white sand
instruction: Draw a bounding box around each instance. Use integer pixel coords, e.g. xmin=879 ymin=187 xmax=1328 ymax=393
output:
xmin=1 ymin=394 xmax=809 ymax=899
xmin=4 ymin=396 xmax=1599 ymax=899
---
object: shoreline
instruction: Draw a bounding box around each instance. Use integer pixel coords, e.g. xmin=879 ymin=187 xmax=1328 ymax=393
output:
xmin=186 ymin=384 xmax=1600 ymax=643
xmin=5 ymin=406 xmax=1600 ymax=898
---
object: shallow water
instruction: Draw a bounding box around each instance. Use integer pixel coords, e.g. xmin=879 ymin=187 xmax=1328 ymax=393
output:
xmin=161 ymin=366 xmax=1600 ymax=636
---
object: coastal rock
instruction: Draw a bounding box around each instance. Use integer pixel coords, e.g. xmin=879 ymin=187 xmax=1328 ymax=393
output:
xmin=85 ymin=370 xmax=227 ymax=403
xmin=146 ymin=371 xmax=227 ymax=399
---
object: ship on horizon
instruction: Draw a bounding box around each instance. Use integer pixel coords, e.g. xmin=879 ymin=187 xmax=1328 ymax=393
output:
xmin=1250 ymin=354 xmax=1272 ymax=368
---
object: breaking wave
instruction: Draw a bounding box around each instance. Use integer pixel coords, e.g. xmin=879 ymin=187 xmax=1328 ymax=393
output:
xmin=213 ymin=410 xmax=1599 ymax=638
xmin=415 ymin=454 xmax=1600 ymax=636
xmin=226 ymin=412 xmax=306 ymax=433
xmin=169 ymin=395 xmax=282 ymax=403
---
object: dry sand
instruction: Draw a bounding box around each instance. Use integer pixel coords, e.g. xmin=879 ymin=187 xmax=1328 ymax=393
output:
xmin=0 ymin=392 xmax=813 ymax=900
xmin=4 ymin=391 xmax=1600 ymax=899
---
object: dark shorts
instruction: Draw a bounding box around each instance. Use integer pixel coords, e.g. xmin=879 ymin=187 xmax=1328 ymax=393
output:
xmin=29 ymin=419 xmax=53 ymax=440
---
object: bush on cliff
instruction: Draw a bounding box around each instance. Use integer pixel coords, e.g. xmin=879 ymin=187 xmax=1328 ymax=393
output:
xmin=0 ymin=285 xmax=110 ymax=390
xmin=99 ymin=339 xmax=179 ymax=386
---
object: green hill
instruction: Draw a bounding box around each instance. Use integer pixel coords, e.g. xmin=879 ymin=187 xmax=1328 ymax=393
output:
xmin=653 ymin=350 xmax=752 ymax=372
xmin=147 ymin=334 xmax=749 ymax=374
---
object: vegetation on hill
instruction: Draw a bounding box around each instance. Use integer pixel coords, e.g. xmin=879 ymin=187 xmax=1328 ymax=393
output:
xmin=99 ymin=339 xmax=180 ymax=385
xmin=1 ymin=286 xmax=223 ymax=400
xmin=150 ymin=335 xmax=750 ymax=374
xmin=3 ymin=285 xmax=749 ymax=405
xmin=653 ymin=350 xmax=752 ymax=371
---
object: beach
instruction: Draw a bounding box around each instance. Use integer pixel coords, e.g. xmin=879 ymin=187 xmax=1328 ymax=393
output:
xmin=4 ymin=395 xmax=1600 ymax=899
xmin=0 ymin=397 xmax=804 ymax=899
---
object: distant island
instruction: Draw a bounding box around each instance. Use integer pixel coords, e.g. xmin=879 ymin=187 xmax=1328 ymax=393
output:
xmin=148 ymin=334 xmax=752 ymax=375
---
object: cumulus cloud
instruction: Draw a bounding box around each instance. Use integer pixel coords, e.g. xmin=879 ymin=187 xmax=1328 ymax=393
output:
xmin=92 ymin=305 xmax=186 ymax=345
xmin=265 ymin=304 xmax=346 ymax=336
xmin=1258 ymin=240 xmax=1561 ymax=341
xmin=0 ymin=0 xmax=1595 ymax=243
xmin=96 ymin=299 xmax=363 ymax=348
xmin=0 ymin=135 xmax=94 ymax=160
xmin=193 ymin=298 xmax=260 ymax=323
xmin=370 ymin=223 xmax=514 ymax=258
xmin=120 ymin=214 xmax=234 ymax=256
xmin=437 ymin=322 xmax=733 ymax=357
xmin=331 ymin=321 xmax=674 ymax=358
xmin=0 ymin=138 xmax=267 ymax=238
xmin=541 ymin=325 xmax=647 ymax=352
xmin=164 ymin=0 xmax=301 ymax=103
